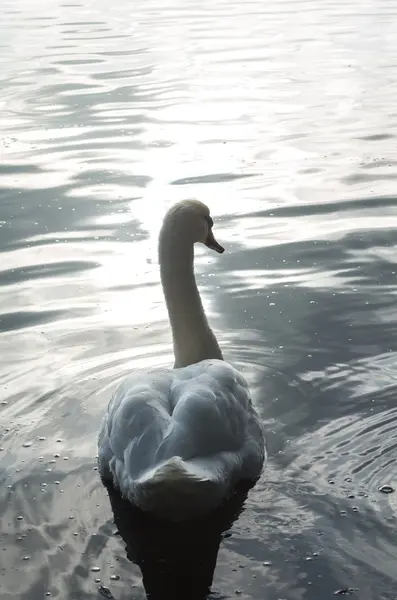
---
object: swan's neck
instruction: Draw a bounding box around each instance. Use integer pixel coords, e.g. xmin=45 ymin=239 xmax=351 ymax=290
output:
xmin=159 ymin=224 xmax=223 ymax=369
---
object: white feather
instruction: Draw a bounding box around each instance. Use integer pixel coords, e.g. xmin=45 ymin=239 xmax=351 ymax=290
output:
xmin=98 ymin=360 xmax=265 ymax=520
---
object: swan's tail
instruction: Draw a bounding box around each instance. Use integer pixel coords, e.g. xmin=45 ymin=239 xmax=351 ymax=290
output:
xmin=133 ymin=456 xmax=224 ymax=520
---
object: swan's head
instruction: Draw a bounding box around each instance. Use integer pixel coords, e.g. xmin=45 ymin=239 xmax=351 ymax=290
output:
xmin=164 ymin=199 xmax=224 ymax=254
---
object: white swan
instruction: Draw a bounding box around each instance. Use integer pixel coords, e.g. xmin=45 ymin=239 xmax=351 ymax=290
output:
xmin=98 ymin=200 xmax=266 ymax=521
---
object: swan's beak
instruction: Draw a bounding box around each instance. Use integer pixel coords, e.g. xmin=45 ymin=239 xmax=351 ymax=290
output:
xmin=205 ymin=230 xmax=224 ymax=254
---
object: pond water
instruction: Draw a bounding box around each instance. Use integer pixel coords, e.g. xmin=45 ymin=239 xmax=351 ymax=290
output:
xmin=1 ymin=0 xmax=397 ymax=599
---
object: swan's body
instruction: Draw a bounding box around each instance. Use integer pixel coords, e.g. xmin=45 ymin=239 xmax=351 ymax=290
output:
xmin=98 ymin=200 xmax=266 ymax=520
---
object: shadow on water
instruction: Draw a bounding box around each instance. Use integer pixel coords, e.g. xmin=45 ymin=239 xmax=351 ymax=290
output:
xmin=103 ymin=480 xmax=253 ymax=600
xmin=0 ymin=180 xmax=146 ymax=254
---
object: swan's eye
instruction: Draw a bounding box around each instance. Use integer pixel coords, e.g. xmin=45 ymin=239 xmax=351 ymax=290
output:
xmin=205 ymin=216 xmax=214 ymax=229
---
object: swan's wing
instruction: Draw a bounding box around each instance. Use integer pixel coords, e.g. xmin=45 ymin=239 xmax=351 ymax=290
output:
xmin=155 ymin=360 xmax=264 ymax=470
xmin=98 ymin=369 xmax=174 ymax=480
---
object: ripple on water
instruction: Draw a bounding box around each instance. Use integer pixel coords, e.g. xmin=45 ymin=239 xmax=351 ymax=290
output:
xmin=287 ymin=354 xmax=397 ymax=512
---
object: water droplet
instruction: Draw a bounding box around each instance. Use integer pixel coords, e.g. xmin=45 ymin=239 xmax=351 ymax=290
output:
xmin=17 ymin=515 xmax=23 ymax=521
xmin=94 ymin=578 xmax=101 ymax=583
xmin=98 ymin=585 xmax=113 ymax=599
xmin=91 ymin=567 xmax=100 ymax=572
xmin=54 ymin=454 xmax=60 ymax=458
xmin=22 ymin=442 xmax=32 ymax=448
xmin=378 ymin=485 xmax=394 ymax=494
xmin=110 ymin=575 xmax=120 ymax=581
xmin=38 ymin=437 xmax=46 ymax=441
xmin=22 ymin=556 xmax=30 ymax=560
xmin=262 ymin=560 xmax=272 ymax=566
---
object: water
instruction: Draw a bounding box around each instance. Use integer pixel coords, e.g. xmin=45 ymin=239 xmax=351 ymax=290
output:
xmin=1 ymin=0 xmax=397 ymax=598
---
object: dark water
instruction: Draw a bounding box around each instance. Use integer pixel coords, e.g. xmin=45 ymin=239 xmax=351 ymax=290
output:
xmin=1 ymin=0 xmax=397 ymax=598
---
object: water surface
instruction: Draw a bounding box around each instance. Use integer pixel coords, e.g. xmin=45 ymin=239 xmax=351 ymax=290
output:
xmin=1 ymin=0 xmax=397 ymax=599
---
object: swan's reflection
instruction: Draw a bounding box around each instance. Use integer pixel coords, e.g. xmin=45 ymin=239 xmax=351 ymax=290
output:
xmin=104 ymin=480 xmax=255 ymax=599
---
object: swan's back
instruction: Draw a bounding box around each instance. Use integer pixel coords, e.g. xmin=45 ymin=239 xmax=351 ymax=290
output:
xmin=98 ymin=359 xmax=265 ymax=520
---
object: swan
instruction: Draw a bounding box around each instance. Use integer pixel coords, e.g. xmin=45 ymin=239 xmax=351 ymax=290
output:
xmin=98 ymin=199 xmax=266 ymax=521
